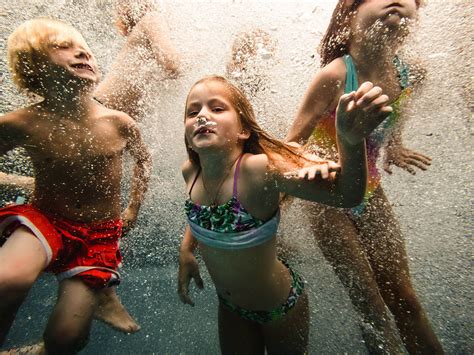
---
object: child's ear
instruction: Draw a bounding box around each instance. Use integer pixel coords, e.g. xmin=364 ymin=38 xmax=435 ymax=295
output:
xmin=238 ymin=129 xmax=251 ymax=140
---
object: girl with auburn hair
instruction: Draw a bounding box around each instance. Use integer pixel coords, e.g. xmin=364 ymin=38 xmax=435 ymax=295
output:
xmin=178 ymin=75 xmax=392 ymax=354
xmin=287 ymin=0 xmax=442 ymax=353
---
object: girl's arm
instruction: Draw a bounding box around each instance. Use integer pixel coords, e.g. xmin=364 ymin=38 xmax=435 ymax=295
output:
xmin=285 ymin=60 xmax=345 ymax=144
xmin=274 ymin=82 xmax=392 ymax=208
xmin=178 ymin=225 xmax=204 ymax=306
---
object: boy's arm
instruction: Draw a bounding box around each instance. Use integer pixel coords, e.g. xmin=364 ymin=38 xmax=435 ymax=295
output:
xmin=0 ymin=172 xmax=34 ymax=191
xmin=285 ymin=61 xmax=344 ymax=144
xmin=122 ymin=120 xmax=153 ymax=231
xmin=140 ymin=12 xmax=180 ymax=78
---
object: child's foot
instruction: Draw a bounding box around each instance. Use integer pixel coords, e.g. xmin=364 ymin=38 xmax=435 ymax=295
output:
xmin=94 ymin=289 xmax=141 ymax=333
xmin=0 ymin=342 xmax=44 ymax=355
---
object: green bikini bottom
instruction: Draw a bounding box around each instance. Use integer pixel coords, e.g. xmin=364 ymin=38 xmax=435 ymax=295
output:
xmin=218 ymin=263 xmax=305 ymax=324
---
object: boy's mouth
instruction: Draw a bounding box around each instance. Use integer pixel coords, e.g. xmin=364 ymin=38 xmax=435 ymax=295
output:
xmin=70 ymin=63 xmax=94 ymax=73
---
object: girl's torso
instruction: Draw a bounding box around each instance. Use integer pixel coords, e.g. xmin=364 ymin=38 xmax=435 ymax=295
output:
xmin=311 ymin=54 xmax=413 ymax=201
xmin=184 ymin=154 xmax=292 ymax=310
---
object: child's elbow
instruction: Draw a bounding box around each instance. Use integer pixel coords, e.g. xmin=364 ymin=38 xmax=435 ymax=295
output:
xmin=339 ymin=193 xmax=364 ymax=208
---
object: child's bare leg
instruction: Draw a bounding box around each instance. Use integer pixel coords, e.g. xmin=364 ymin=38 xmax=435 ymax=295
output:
xmin=94 ymin=287 xmax=140 ymax=333
xmin=43 ymin=278 xmax=97 ymax=354
xmin=359 ymin=187 xmax=444 ymax=354
xmin=0 ymin=227 xmax=46 ymax=345
xmin=262 ymin=292 xmax=309 ymax=355
xmin=0 ymin=342 xmax=44 ymax=355
xmin=309 ymin=204 xmax=403 ymax=353
xmin=218 ymin=301 xmax=265 ymax=355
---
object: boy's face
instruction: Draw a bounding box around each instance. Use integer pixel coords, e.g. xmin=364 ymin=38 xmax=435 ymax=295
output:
xmin=41 ymin=34 xmax=100 ymax=86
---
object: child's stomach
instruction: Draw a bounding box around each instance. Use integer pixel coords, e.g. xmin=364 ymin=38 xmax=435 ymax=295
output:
xmin=200 ymin=237 xmax=293 ymax=310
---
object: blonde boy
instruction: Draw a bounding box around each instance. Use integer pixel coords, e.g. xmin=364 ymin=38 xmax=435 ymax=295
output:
xmin=0 ymin=18 xmax=151 ymax=352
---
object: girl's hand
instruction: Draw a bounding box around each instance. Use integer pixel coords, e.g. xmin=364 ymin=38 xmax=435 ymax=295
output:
xmin=178 ymin=250 xmax=204 ymax=306
xmin=336 ymin=82 xmax=393 ymax=145
xmin=284 ymin=160 xmax=341 ymax=181
xmin=384 ymin=145 xmax=432 ymax=175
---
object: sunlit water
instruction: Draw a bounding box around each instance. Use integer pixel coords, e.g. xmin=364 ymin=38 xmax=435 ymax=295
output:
xmin=0 ymin=0 xmax=472 ymax=353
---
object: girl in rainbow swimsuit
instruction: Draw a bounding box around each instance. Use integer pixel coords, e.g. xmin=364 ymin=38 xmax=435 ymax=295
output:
xmin=286 ymin=0 xmax=442 ymax=353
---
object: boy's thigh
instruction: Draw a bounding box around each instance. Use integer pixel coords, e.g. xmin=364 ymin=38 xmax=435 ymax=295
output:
xmin=0 ymin=226 xmax=47 ymax=281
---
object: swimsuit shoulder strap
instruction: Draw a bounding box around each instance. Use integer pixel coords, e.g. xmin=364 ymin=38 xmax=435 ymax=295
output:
xmin=343 ymin=54 xmax=359 ymax=94
xmin=232 ymin=154 xmax=245 ymax=197
xmin=393 ymin=55 xmax=411 ymax=89
xmin=188 ymin=167 xmax=201 ymax=196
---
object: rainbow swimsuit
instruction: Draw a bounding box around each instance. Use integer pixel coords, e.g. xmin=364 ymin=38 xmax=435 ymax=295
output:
xmin=311 ymin=55 xmax=412 ymax=216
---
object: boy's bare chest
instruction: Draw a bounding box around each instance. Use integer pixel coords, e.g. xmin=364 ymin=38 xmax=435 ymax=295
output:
xmin=25 ymin=119 xmax=126 ymax=162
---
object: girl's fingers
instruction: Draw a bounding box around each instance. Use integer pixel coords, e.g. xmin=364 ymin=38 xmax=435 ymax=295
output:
xmin=355 ymin=81 xmax=374 ymax=101
xmin=338 ymin=92 xmax=356 ymax=112
xmin=308 ymin=166 xmax=317 ymax=180
xmin=192 ymin=270 xmax=204 ymax=289
xmin=356 ymin=86 xmax=383 ymax=107
xmin=405 ymin=158 xmax=429 ymax=170
xmin=320 ymin=164 xmax=329 ymax=179
xmin=411 ymin=152 xmax=432 ymax=164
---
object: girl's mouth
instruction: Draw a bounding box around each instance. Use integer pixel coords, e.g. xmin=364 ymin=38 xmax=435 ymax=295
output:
xmin=194 ymin=127 xmax=215 ymax=136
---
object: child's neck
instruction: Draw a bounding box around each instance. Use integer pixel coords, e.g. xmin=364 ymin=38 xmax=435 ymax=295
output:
xmin=199 ymin=150 xmax=242 ymax=181
xmin=40 ymin=88 xmax=95 ymax=118
xmin=349 ymin=37 xmax=399 ymax=78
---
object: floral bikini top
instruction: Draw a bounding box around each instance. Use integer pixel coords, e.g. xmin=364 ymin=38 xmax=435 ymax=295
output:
xmin=185 ymin=155 xmax=280 ymax=250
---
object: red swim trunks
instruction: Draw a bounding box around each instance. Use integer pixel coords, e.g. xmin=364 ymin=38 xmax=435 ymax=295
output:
xmin=0 ymin=204 xmax=123 ymax=289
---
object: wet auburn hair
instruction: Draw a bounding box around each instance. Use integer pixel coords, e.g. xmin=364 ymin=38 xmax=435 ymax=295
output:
xmin=7 ymin=18 xmax=89 ymax=95
xmin=184 ymin=75 xmax=301 ymax=168
xmin=319 ymin=0 xmax=422 ymax=67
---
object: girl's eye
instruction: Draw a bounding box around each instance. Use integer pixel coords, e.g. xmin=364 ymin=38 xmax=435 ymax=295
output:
xmin=187 ymin=111 xmax=198 ymax=117
xmin=212 ymin=107 xmax=224 ymax=112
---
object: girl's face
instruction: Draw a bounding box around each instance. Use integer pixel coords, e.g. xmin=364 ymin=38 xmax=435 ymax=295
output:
xmin=352 ymin=0 xmax=417 ymax=34
xmin=185 ymin=81 xmax=249 ymax=154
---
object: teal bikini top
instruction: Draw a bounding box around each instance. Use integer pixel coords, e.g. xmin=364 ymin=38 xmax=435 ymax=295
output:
xmin=185 ymin=155 xmax=280 ymax=250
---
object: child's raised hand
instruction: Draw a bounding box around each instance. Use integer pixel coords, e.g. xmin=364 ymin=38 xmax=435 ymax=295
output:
xmin=178 ymin=250 xmax=204 ymax=307
xmin=384 ymin=145 xmax=432 ymax=175
xmin=336 ymin=82 xmax=393 ymax=145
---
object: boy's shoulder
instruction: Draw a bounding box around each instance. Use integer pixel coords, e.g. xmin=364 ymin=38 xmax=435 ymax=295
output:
xmin=94 ymin=104 xmax=135 ymax=128
xmin=0 ymin=106 xmax=40 ymax=128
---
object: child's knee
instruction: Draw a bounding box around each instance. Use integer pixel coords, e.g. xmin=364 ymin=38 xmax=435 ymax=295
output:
xmin=44 ymin=325 xmax=89 ymax=353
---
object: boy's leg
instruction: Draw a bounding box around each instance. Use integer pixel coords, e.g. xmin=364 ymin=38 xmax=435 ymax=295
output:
xmin=309 ymin=204 xmax=403 ymax=353
xmin=94 ymin=287 xmax=140 ymax=333
xmin=0 ymin=226 xmax=47 ymax=345
xmin=43 ymin=278 xmax=97 ymax=354
xmin=359 ymin=187 xmax=444 ymax=354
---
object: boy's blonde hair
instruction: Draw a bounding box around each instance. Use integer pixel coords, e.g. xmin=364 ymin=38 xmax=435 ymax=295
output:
xmin=7 ymin=18 xmax=87 ymax=93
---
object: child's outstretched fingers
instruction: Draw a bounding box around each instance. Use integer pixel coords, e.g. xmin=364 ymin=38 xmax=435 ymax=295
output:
xmin=384 ymin=146 xmax=432 ymax=175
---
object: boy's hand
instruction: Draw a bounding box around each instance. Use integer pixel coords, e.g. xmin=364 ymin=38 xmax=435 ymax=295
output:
xmin=178 ymin=250 xmax=204 ymax=307
xmin=121 ymin=206 xmax=138 ymax=234
xmin=336 ymin=82 xmax=392 ymax=145
xmin=384 ymin=145 xmax=432 ymax=175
